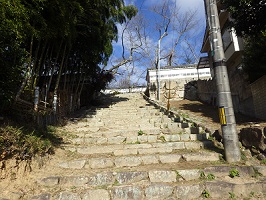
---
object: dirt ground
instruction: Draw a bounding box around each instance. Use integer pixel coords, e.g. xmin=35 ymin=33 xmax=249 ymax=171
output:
xmin=168 ymin=99 xmax=266 ymax=132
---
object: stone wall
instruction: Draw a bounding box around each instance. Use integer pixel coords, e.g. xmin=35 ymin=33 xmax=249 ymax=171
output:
xmin=196 ymin=77 xmax=255 ymax=118
xmin=148 ymin=78 xmax=199 ymax=102
xmin=251 ymin=76 xmax=266 ymax=120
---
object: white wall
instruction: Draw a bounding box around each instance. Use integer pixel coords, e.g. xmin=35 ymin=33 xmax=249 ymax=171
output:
xmin=102 ymin=87 xmax=146 ymax=94
xmin=148 ymin=68 xmax=211 ymax=82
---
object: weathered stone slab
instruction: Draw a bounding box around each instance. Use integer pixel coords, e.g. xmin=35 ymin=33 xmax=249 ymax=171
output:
xmin=111 ymin=186 xmax=143 ymax=200
xmin=189 ymin=134 xmax=198 ymax=141
xmin=182 ymin=152 xmax=219 ymax=162
xmin=152 ymin=142 xmax=185 ymax=150
xmin=177 ymin=169 xmax=200 ymax=181
xmin=149 ymin=170 xmax=176 ymax=183
xmin=76 ymin=145 xmax=120 ymax=155
xmin=39 ymin=177 xmax=59 ymax=186
xmin=87 ymin=172 xmax=114 ymax=186
xmin=71 ymin=138 xmax=84 ymax=145
xmin=108 ymin=136 xmax=126 ymax=144
xmin=57 ymin=192 xmax=81 ymax=200
xmin=145 ymin=185 xmax=174 ymax=199
xmin=116 ymin=172 xmax=148 ymax=184
xmin=5 ymin=192 xmax=23 ymax=200
xmin=141 ymin=155 xmax=159 ymax=165
xmin=83 ymin=189 xmax=110 ymax=200
xmin=184 ymin=142 xmax=202 ymax=149
xmin=138 ymin=147 xmax=172 ymax=155
xmin=137 ymin=136 xmax=148 ymax=143
xmin=114 ymin=149 xmax=138 ymax=156
xmin=233 ymin=182 xmax=264 ymax=197
xmin=175 ymin=184 xmax=204 ymax=200
xmin=86 ymin=127 xmax=100 ymax=132
xmin=89 ymin=158 xmax=114 ymax=169
xmin=115 ymin=156 xmax=142 ymax=167
xmin=147 ymin=135 xmax=158 ymax=143
xmin=30 ymin=194 xmax=51 ymax=200
xmin=124 ymin=143 xmax=152 ymax=149
xmin=254 ymin=166 xmax=266 ymax=176
xmin=58 ymin=159 xmax=86 ymax=169
xmin=180 ymin=134 xmax=190 ymax=141
xmin=60 ymin=176 xmax=89 ymax=186
xmin=96 ymin=137 xmax=108 ymax=144
xmin=205 ymin=181 xmax=234 ymax=199
xmin=164 ymin=135 xmax=180 ymax=142
xmin=159 ymin=154 xmax=181 ymax=164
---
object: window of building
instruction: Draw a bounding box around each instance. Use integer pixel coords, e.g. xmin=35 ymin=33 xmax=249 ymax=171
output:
xmin=222 ymin=21 xmax=232 ymax=50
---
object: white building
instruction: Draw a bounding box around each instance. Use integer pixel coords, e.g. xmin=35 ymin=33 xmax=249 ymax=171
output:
xmin=147 ymin=66 xmax=211 ymax=83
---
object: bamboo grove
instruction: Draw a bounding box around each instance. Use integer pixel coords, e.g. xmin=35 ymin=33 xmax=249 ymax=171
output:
xmin=0 ymin=0 xmax=137 ymax=116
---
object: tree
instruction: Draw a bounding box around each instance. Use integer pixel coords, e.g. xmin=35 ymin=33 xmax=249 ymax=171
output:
xmin=222 ymin=0 xmax=266 ymax=37
xmin=222 ymin=0 xmax=266 ymax=82
xmin=0 ymin=0 xmax=28 ymax=110
xmin=0 ymin=0 xmax=138 ymax=114
xmin=242 ymin=36 xmax=266 ymax=82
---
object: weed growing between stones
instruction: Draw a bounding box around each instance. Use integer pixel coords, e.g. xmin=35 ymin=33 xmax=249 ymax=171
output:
xmin=229 ymin=168 xmax=240 ymax=178
xmin=113 ymin=179 xmax=119 ymax=186
xmin=241 ymin=151 xmax=248 ymax=161
xmin=159 ymin=136 xmax=166 ymax=142
xmin=229 ymin=192 xmax=235 ymax=199
xmin=261 ymin=159 xmax=266 ymax=165
xmin=249 ymin=191 xmax=255 ymax=197
xmin=175 ymin=171 xmax=183 ymax=181
xmin=138 ymin=130 xmax=144 ymax=136
xmin=207 ymin=173 xmax=215 ymax=180
xmin=202 ymin=190 xmax=210 ymax=198
xmin=200 ymin=171 xmax=215 ymax=181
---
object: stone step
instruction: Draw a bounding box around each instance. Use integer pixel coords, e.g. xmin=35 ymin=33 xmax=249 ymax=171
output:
xmin=69 ymin=133 xmax=210 ymax=145
xmin=58 ymin=151 xmax=221 ymax=169
xmin=64 ymin=141 xmax=213 ymax=156
xmin=85 ymin=111 xmax=162 ymax=119
xmin=28 ymin=166 xmax=266 ymax=200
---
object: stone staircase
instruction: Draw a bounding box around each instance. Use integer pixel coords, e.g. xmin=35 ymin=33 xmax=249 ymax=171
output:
xmin=1 ymin=93 xmax=266 ymax=200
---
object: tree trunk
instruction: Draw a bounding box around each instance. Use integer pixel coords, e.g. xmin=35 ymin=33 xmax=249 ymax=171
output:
xmin=15 ymin=35 xmax=34 ymax=101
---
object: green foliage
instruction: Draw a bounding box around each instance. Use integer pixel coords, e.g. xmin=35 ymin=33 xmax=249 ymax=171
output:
xmin=222 ymin=0 xmax=266 ymax=37
xmin=0 ymin=125 xmax=60 ymax=160
xmin=0 ymin=0 xmax=137 ymax=113
xmin=222 ymin=1 xmax=266 ymax=83
xmin=159 ymin=135 xmax=166 ymax=142
xmin=242 ymin=35 xmax=266 ymax=82
xmin=202 ymin=190 xmax=210 ymax=198
xmin=0 ymin=0 xmax=28 ymax=110
xmin=207 ymin=173 xmax=215 ymax=180
xmin=229 ymin=192 xmax=235 ymax=199
xmin=138 ymin=130 xmax=144 ymax=136
xmin=200 ymin=171 xmax=215 ymax=181
xmin=229 ymin=168 xmax=240 ymax=178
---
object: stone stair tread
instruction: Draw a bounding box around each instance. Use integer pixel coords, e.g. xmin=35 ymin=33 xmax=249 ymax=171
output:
xmin=3 ymin=93 xmax=266 ymax=200
xmin=69 ymin=133 xmax=210 ymax=145
xmin=57 ymin=151 xmax=221 ymax=170
xmin=63 ymin=141 xmax=213 ymax=156
xmin=31 ymin=165 xmax=266 ymax=200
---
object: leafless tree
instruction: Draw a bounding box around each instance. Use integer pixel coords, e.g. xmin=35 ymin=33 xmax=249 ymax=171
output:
xmin=152 ymin=1 xmax=200 ymax=67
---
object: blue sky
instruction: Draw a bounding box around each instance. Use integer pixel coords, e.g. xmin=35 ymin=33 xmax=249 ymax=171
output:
xmin=108 ymin=0 xmax=207 ymax=87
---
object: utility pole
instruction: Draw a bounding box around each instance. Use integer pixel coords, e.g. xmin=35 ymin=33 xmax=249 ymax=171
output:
xmin=204 ymin=0 xmax=241 ymax=163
